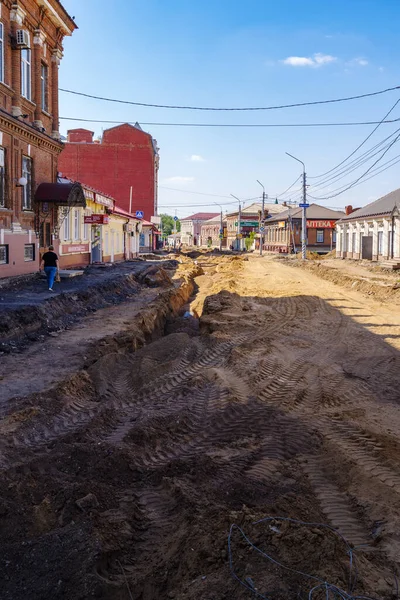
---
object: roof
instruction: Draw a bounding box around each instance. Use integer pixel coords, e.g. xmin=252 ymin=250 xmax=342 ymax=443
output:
xmin=57 ymin=176 xmax=114 ymax=202
xmin=267 ymin=203 xmax=345 ymax=223
xmin=227 ymin=202 xmax=287 ymax=218
xmin=201 ymin=215 xmax=226 ymax=225
xmin=181 ymin=212 xmax=219 ymax=221
xmin=142 ymin=219 xmax=156 ymax=228
xmin=339 ymin=189 xmax=400 ymax=221
xmin=113 ymin=205 xmax=141 ymax=219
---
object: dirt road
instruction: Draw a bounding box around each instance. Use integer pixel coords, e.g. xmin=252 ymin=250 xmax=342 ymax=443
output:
xmin=1 ymin=254 xmax=400 ymax=599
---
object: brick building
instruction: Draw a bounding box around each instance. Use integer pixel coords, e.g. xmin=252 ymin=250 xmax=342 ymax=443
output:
xmin=226 ymin=202 xmax=286 ymax=250
xmin=180 ymin=212 xmax=219 ymax=246
xmin=58 ymin=123 xmax=160 ymax=221
xmin=264 ymin=204 xmax=344 ymax=254
xmin=200 ymin=214 xmax=226 ymax=248
xmin=0 ymin=0 xmax=77 ymax=277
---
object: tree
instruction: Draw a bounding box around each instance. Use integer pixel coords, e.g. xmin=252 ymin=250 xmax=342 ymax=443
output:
xmin=245 ymin=231 xmax=256 ymax=251
xmin=160 ymin=214 xmax=181 ymax=237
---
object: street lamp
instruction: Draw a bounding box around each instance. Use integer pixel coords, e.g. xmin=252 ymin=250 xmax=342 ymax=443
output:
xmin=230 ymin=194 xmax=242 ymax=251
xmin=214 ymin=203 xmax=223 ymax=252
xmin=285 ymin=152 xmax=307 ymax=260
xmin=256 ymin=180 xmax=267 ymax=256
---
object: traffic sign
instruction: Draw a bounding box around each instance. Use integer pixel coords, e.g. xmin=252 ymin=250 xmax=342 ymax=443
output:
xmin=260 ymin=226 xmax=265 ymax=233
xmin=135 ymin=210 xmax=144 ymax=219
xmin=173 ymin=216 xmax=179 ymax=221
xmin=299 ymin=203 xmax=310 ymax=208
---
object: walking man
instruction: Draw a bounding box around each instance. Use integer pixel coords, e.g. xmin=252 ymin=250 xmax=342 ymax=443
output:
xmin=40 ymin=245 xmax=59 ymax=291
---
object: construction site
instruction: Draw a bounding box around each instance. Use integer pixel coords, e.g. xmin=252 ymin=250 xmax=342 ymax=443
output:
xmin=1 ymin=253 xmax=400 ymax=600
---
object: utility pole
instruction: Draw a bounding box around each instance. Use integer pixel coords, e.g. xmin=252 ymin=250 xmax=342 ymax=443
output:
xmin=230 ymin=194 xmax=242 ymax=251
xmin=257 ymin=180 xmax=266 ymax=256
xmin=174 ymin=209 xmax=177 ymax=250
xmin=286 ymin=152 xmax=307 ymax=260
xmin=214 ymin=203 xmax=223 ymax=252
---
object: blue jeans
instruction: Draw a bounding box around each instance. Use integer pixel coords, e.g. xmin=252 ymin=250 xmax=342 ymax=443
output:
xmin=44 ymin=266 xmax=57 ymax=289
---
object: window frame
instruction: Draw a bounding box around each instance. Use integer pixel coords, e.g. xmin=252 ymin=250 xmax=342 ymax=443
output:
xmin=0 ymin=244 xmax=8 ymax=264
xmin=0 ymin=22 xmax=4 ymax=84
xmin=0 ymin=147 xmax=5 ymax=208
xmin=316 ymin=229 xmax=324 ymax=243
xmin=63 ymin=212 xmax=71 ymax=240
xmin=21 ymin=155 xmax=32 ymax=210
xmin=24 ymin=243 xmax=35 ymax=261
xmin=40 ymin=62 xmax=48 ymax=112
xmin=21 ymin=44 xmax=31 ymax=101
xmin=377 ymin=230 xmax=383 ymax=255
xmin=73 ymin=208 xmax=80 ymax=240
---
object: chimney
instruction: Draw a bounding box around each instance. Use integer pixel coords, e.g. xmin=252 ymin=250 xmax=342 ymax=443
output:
xmin=345 ymin=205 xmax=354 ymax=215
xmin=67 ymin=129 xmax=94 ymax=143
xmin=283 ymin=201 xmax=287 ymax=207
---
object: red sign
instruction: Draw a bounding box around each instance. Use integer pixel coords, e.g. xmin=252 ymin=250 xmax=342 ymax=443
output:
xmin=61 ymin=243 xmax=90 ymax=254
xmin=84 ymin=214 xmax=109 ymax=224
xmin=307 ymin=220 xmax=336 ymax=229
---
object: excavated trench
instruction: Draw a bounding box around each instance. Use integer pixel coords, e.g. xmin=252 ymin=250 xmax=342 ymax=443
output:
xmin=0 ymin=254 xmax=399 ymax=600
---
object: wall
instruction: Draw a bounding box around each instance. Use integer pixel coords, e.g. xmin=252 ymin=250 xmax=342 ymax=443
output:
xmin=59 ymin=124 xmax=158 ymax=221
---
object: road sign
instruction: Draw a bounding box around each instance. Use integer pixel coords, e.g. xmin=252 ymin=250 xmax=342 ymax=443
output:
xmin=135 ymin=210 xmax=144 ymax=219
xmin=173 ymin=216 xmax=179 ymax=221
xmin=260 ymin=226 xmax=265 ymax=233
xmin=219 ymin=234 xmax=223 ymax=239
xmin=235 ymin=221 xmax=259 ymax=227
xmin=299 ymin=203 xmax=310 ymax=208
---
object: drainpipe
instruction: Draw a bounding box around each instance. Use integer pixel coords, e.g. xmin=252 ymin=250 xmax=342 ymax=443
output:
xmin=125 ymin=218 xmax=129 ymax=260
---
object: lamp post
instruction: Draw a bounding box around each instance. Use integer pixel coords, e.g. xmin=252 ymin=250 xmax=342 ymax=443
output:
xmin=230 ymin=194 xmax=242 ymax=251
xmin=286 ymin=152 xmax=307 ymax=260
xmin=214 ymin=202 xmax=223 ymax=252
xmin=256 ymin=180 xmax=267 ymax=256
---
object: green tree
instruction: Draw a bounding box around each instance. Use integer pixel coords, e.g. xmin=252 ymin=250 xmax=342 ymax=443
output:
xmin=160 ymin=214 xmax=181 ymax=237
xmin=245 ymin=231 xmax=256 ymax=251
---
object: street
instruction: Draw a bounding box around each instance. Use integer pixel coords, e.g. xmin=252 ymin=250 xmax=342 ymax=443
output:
xmin=0 ymin=254 xmax=400 ymax=599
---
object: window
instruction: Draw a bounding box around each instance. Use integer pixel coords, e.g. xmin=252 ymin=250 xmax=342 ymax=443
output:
xmin=352 ymin=232 xmax=356 ymax=252
xmin=24 ymin=243 xmax=34 ymax=261
xmin=83 ymin=211 xmax=89 ymax=240
xmin=21 ymin=156 xmax=32 ymax=210
xmin=389 ymin=230 xmax=393 ymax=257
xmin=0 ymin=244 xmax=8 ymax=264
xmin=63 ymin=213 xmax=70 ymax=240
xmin=40 ymin=63 xmax=48 ymax=112
xmin=105 ymin=231 xmax=109 ymax=254
xmin=73 ymin=209 xmax=80 ymax=240
xmin=0 ymin=23 xmax=4 ymax=84
xmin=40 ymin=222 xmax=51 ymax=248
xmin=378 ymin=231 xmax=383 ymax=255
xmin=21 ymin=47 xmax=31 ymax=100
xmin=317 ymin=230 xmax=324 ymax=243
xmin=332 ymin=230 xmax=337 ymax=244
xmin=0 ymin=147 xmax=5 ymax=208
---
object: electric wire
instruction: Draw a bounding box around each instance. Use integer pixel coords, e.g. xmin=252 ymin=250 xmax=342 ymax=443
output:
xmin=276 ymin=175 xmax=302 ymax=198
xmin=309 ymin=97 xmax=400 ymax=179
xmin=59 ymin=84 xmax=400 ymax=111
xmin=59 ymin=116 xmax=400 ymax=128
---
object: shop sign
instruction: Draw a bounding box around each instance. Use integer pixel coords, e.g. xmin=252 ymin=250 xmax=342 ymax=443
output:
xmin=84 ymin=189 xmax=94 ymax=202
xmin=62 ymin=243 xmax=90 ymax=254
xmin=84 ymin=214 xmax=109 ymax=224
xmin=277 ymin=221 xmax=286 ymax=228
xmin=95 ymin=194 xmax=113 ymax=209
xmin=124 ymin=223 xmax=135 ymax=232
xmin=307 ymin=220 xmax=336 ymax=229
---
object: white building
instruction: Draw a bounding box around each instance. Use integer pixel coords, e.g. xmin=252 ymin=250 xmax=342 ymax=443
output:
xmin=336 ymin=191 xmax=400 ymax=263
xmin=180 ymin=212 xmax=219 ymax=246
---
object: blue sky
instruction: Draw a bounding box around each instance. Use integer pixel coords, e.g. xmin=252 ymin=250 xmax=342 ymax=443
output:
xmin=60 ymin=0 xmax=400 ymax=217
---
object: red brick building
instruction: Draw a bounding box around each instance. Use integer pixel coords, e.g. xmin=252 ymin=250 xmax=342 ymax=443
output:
xmin=58 ymin=123 xmax=160 ymax=221
xmin=0 ymin=0 xmax=77 ymax=277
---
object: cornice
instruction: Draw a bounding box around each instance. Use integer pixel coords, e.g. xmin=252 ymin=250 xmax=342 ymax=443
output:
xmin=0 ymin=112 xmax=63 ymax=153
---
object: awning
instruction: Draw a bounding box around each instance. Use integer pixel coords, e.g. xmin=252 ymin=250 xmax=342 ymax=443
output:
xmin=35 ymin=182 xmax=86 ymax=208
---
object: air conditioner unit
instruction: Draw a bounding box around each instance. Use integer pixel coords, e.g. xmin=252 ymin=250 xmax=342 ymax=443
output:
xmin=16 ymin=30 xmax=30 ymax=48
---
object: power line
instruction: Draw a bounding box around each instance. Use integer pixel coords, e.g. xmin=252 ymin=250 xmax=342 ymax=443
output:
xmin=276 ymin=175 xmax=302 ymax=198
xmin=309 ymin=129 xmax=400 ymax=199
xmin=59 ymin=116 xmax=400 ymax=128
xmin=59 ymin=84 xmax=400 ymax=111
xmin=309 ymin=97 xmax=400 ymax=179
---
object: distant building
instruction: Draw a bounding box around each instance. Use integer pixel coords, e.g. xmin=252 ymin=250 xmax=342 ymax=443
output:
xmin=200 ymin=215 xmax=226 ymax=247
xmin=336 ymin=190 xmax=400 ymax=264
xmin=0 ymin=0 xmax=77 ymax=277
xmin=180 ymin=212 xmax=219 ymax=246
xmin=58 ymin=123 xmax=159 ymax=222
xmin=226 ymin=202 xmax=287 ymax=250
xmin=265 ymin=204 xmax=344 ymax=254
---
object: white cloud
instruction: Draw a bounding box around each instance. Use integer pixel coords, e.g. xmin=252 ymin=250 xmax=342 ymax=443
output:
xmin=282 ymin=53 xmax=337 ymax=67
xmin=189 ymin=155 xmax=205 ymax=162
xmin=379 ymin=66 xmax=385 ymax=72
xmin=163 ymin=176 xmax=195 ymax=184
xmin=348 ymin=57 xmax=369 ymax=67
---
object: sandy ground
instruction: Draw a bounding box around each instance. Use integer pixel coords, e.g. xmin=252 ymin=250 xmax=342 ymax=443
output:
xmin=1 ymin=254 xmax=400 ymax=599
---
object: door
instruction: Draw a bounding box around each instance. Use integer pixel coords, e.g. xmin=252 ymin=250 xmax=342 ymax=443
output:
xmin=361 ymin=236 xmax=373 ymax=260
xmin=91 ymin=226 xmax=102 ymax=262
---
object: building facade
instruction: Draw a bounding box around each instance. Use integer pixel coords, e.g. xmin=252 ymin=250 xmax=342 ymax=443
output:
xmin=226 ymin=202 xmax=287 ymax=250
xmin=180 ymin=212 xmax=219 ymax=246
xmin=200 ymin=214 xmax=226 ymax=247
xmin=0 ymin=0 xmax=76 ymax=277
xmin=265 ymin=204 xmax=344 ymax=254
xmin=336 ymin=191 xmax=400 ymax=262
xmin=58 ymin=123 xmax=159 ymax=221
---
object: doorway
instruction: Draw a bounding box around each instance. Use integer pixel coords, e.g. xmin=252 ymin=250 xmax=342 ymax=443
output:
xmin=91 ymin=226 xmax=102 ymax=263
xmin=361 ymin=236 xmax=373 ymax=260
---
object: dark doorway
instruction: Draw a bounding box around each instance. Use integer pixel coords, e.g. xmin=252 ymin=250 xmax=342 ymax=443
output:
xmin=361 ymin=236 xmax=373 ymax=260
